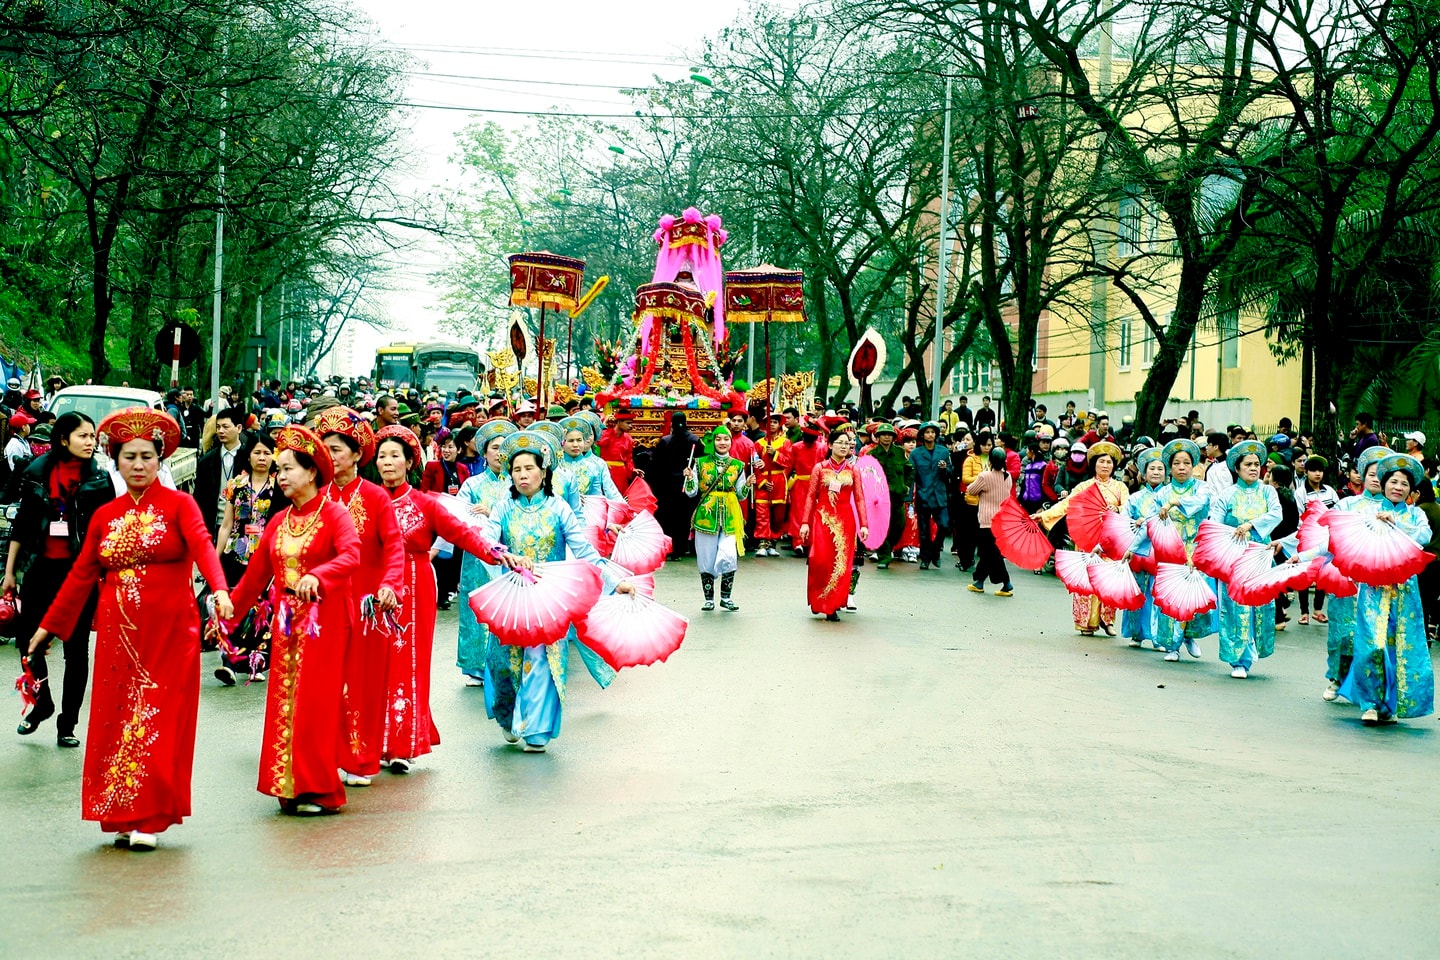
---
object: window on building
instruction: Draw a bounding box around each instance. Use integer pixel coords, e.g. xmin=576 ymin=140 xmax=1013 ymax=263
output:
xmin=1118 ymin=185 xmax=1142 ymax=256
xmin=1118 ymin=316 xmax=1133 ymax=369
xmin=1218 ymin=309 xmax=1240 ymax=369
xmin=1141 ymin=320 xmax=1156 ymax=367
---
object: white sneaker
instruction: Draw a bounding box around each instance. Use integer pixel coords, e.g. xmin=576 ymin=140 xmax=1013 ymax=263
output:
xmin=293 ymin=802 xmax=324 ymax=815
xmin=127 ymin=831 xmax=158 ymax=850
xmin=114 ymin=832 xmax=132 ymax=848
xmin=844 ymin=595 xmax=858 ymax=612
xmin=250 ymin=671 xmax=267 ymax=683
xmin=1128 ymin=639 xmax=1143 ymax=648
xmin=340 ymin=770 xmax=371 ymax=787
xmin=1184 ymin=638 xmax=1202 ymax=659
xmin=1322 ymin=681 xmax=1339 ymax=702
xmin=388 ymin=758 xmax=412 ymax=774
xmin=501 ymin=729 xmax=520 ymax=744
xmin=1164 ymin=651 xmax=1180 ymax=662
xmin=213 ymin=666 xmax=236 ymax=686
xmin=1230 ymin=666 xmax=1248 ymax=679
xmin=1361 ymin=708 xmax=1379 ymax=725
xmin=522 ymin=742 xmax=547 ymax=753
xmin=464 ymin=675 xmax=484 ymax=687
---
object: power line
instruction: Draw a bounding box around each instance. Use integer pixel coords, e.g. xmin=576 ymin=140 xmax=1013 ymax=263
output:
xmin=405 ymin=71 xmax=652 ymax=91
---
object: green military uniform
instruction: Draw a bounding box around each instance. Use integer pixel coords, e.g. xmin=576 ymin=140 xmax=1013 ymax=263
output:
xmin=869 ymin=428 xmax=913 ymax=566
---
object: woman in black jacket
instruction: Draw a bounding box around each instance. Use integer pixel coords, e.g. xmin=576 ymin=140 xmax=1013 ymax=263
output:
xmin=3 ymin=412 xmax=114 ymax=746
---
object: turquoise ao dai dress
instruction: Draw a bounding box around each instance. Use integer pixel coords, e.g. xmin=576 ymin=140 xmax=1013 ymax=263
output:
xmin=1208 ymin=479 xmax=1282 ymax=670
xmin=481 ymin=492 xmax=618 ymax=747
xmin=1152 ymin=477 xmax=1214 ymax=652
xmin=556 ymin=451 xmax=624 ymax=501
xmin=1322 ymin=493 xmax=1381 ymax=683
xmin=455 ymin=467 xmax=512 ymax=679
xmin=1121 ymin=483 xmax=1165 ymax=645
xmin=1338 ymin=498 xmax=1434 ymax=719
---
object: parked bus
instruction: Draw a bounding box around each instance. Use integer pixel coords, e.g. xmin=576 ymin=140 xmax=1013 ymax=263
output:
xmin=374 ymin=343 xmax=417 ymax=390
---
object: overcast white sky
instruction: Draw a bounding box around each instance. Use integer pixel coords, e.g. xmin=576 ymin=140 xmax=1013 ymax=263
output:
xmin=343 ymin=0 xmax=752 ymax=370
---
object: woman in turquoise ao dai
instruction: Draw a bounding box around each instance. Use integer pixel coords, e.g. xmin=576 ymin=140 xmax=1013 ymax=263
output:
xmin=454 ymin=418 xmax=517 ymax=685
xmin=1321 ymin=446 xmax=1391 ymax=703
xmin=1208 ymin=440 xmax=1282 ymax=679
xmin=1151 ymin=439 xmax=1213 ymax=662
xmin=1120 ymin=447 xmax=1166 ymax=649
xmin=555 ymin=415 xmax=624 ymax=502
xmin=480 ymin=430 xmax=631 ymax=752
xmin=1338 ymin=453 xmax=1434 ymax=725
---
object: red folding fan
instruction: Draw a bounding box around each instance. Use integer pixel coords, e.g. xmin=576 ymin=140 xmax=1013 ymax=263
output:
xmin=1054 ymin=549 xmax=1098 ymax=595
xmin=609 ymin=509 xmax=672 ymax=575
xmin=1065 ymin=483 xmax=1110 ymax=553
xmin=1100 ymin=510 xmax=1139 ymax=560
xmin=1147 ymin=516 xmax=1189 ymax=565
xmin=992 ymin=496 xmax=1054 ymax=570
xmin=1314 ymin=559 xmax=1358 ymax=598
xmin=1153 ymin=562 xmax=1218 ymax=621
xmin=577 ymin=591 xmax=688 ymax=670
xmin=1321 ymin=510 xmax=1434 ymax=586
xmin=1089 ymin=558 xmax=1146 ymax=610
xmin=625 ymin=476 xmax=659 ymax=515
xmin=1193 ymin=521 xmax=1249 ymax=580
xmin=1227 ymin=545 xmax=1319 ymax=606
xmin=1297 ymin=500 xmax=1330 ymax=554
xmin=468 ymin=560 xmax=603 ymax=647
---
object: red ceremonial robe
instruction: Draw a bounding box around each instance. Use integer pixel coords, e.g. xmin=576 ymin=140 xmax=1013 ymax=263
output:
xmin=783 ymin=438 xmax=828 ymax=548
xmin=326 ymin=475 xmax=404 ymax=777
xmin=42 ymin=485 xmax=229 ymax=835
xmin=801 ymin=457 xmax=867 ymax=615
xmin=598 ymin=428 xmax=636 ymax=491
xmin=384 ymin=484 xmax=503 ymax=762
xmin=230 ymin=496 xmax=361 ymax=809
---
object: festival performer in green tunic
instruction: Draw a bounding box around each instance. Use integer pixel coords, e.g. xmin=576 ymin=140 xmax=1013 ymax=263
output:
xmin=683 ymin=425 xmax=749 ymax=611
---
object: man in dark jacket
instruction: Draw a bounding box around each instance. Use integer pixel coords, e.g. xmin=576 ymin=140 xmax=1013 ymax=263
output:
xmin=192 ymin=407 xmax=247 ymax=538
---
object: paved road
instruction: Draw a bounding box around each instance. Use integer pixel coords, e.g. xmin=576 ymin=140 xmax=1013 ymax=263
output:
xmin=3 ymin=556 xmax=1437 ymax=958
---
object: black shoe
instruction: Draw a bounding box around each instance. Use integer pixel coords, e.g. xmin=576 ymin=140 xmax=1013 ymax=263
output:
xmin=919 ymin=561 xmax=930 ymax=570
xmin=214 ymin=665 xmax=237 ymax=687
xmin=825 ymin=612 xmax=840 ymax=622
xmin=18 ymin=702 xmax=54 ymax=736
xmin=437 ymin=601 xmax=452 ymax=610
xmin=57 ymin=734 xmax=79 ymax=748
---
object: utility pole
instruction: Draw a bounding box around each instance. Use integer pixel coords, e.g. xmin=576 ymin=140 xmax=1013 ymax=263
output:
xmin=931 ymin=72 xmax=954 ymax=424
xmin=747 ymin=217 xmax=757 ymax=386
xmin=210 ymin=45 xmax=227 ymax=407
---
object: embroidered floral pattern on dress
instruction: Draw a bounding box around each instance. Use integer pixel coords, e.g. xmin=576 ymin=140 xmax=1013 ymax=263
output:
xmin=88 ymin=681 xmax=159 ymax=818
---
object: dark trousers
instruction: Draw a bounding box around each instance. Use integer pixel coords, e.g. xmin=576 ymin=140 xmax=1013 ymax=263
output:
xmin=973 ymin=528 xmax=1010 ymax=587
xmin=877 ymin=499 xmax=907 ymax=562
xmin=1419 ymin=560 xmax=1440 ymax=636
xmin=917 ymin=505 xmax=946 ymax=564
xmin=1298 ymin=588 xmax=1326 ymax=615
xmin=220 ymin=553 xmax=270 ymax=672
xmin=954 ymin=501 xmax=979 ymax=567
xmin=18 ymin=555 xmax=97 ymax=737
xmin=434 ymin=551 xmax=463 ymax=601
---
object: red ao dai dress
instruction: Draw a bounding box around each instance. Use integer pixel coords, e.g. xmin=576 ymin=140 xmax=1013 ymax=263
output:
xmin=229 ymin=496 xmax=361 ymax=810
xmin=40 ymin=485 xmax=229 ymax=836
xmin=325 ymin=476 xmax=404 ymax=778
xmin=383 ymin=484 xmax=504 ymax=763
xmin=801 ymin=457 xmax=868 ymax=616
